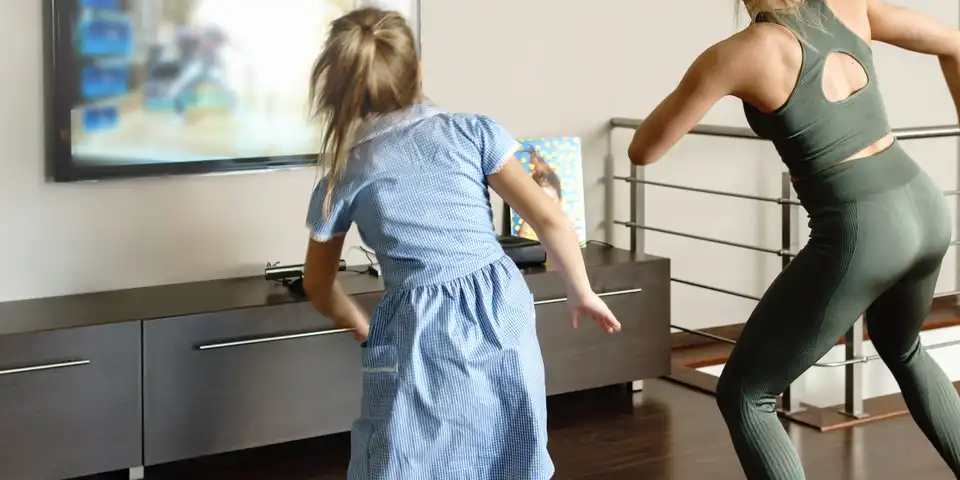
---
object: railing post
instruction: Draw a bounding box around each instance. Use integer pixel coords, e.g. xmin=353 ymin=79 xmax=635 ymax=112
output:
xmin=842 ymin=316 xmax=868 ymax=418
xmin=952 ymin=58 xmax=960 ymax=304
xmin=780 ymin=172 xmax=803 ymax=414
xmin=629 ymin=162 xmax=645 ymax=393
xmin=630 ymin=164 xmax=644 ymax=253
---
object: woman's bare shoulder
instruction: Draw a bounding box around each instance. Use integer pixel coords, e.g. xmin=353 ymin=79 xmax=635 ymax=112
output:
xmin=701 ymin=23 xmax=803 ymax=108
xmin=696 ymin=23 xmax=794 ymax=81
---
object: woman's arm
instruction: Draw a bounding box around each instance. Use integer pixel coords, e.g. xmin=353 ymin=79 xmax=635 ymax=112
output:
xmin=303 ymin=235 xmax=370 ymax=341
xmin=627 ymin=32 xmax=764 ymax=166
xmin=867 ymin=0 xmax=960 ymax=118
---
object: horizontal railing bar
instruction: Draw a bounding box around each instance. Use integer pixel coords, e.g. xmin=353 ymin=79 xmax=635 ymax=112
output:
xmin=615 ymin=176 xmax=784 ymax=204
xmin=671 ymin=278 xmax=763 ymax=301
xmin=671 ymin=309 xmax=959 ymax=367
xmin=892 ymin=125 xmax=960 ymax=140
xmin=675 ymin=280 xmax=955 ymax=303
xmin=816 ymin=338 xmax=960 ymax=367
xmin=618 ymin=179 xmax=953 ymax=202
xmin=615 ymin=221 xmax=790 ymax=256
xmin=670 ymin=324 xmax=738 ymax=345
xmin=610 ymin=118 xmax=960 ymax=141
xmin=610 ymin=118 xmax=762 ymax=140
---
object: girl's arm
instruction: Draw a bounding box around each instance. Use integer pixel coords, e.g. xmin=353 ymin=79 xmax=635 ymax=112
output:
xmin=489 ymin=158 xmax=620 ymax=332
xmin=303 ymin=234 xmax=370 ymax=341
xmin=490 ymin=158 xmax=590 ymax=296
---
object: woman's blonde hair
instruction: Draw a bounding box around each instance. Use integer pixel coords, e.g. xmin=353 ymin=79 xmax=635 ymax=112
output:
xmin=740 ymin=0 xmax=805 ymax=24
xmin=309 ymin=7 xmax=420 ymax=217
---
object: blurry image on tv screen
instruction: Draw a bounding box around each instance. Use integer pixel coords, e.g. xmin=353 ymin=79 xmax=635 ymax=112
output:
xmin=68 ymin=0 xmax=356 ymax=166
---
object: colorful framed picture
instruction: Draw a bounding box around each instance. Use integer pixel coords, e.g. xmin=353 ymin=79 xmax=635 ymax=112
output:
xmin=508 ymin=137 xmax=587 ymax=243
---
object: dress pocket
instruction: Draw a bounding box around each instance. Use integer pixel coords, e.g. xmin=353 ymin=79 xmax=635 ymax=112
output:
xmin=360 ymin=345 xmax=399 ymax=420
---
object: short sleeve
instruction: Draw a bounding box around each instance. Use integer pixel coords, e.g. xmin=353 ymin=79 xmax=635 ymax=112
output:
xmin=305 ymin=175 xmax=355 ymax=242
xmin=471 ymin=115 xmax=521 ymax=176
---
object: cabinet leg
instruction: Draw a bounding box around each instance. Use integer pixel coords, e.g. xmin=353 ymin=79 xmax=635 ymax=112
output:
xmin=632 ymin=380 xmax=644 ymax=392
xmin=129 ymin=466 xmax=145 ymax=480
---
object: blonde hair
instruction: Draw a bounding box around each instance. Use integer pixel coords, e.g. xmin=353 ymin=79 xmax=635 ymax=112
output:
xmin=740 ymin=0 xmax=805 ymax=24
xmin=309 ymin=7 xmax=420 ymax=217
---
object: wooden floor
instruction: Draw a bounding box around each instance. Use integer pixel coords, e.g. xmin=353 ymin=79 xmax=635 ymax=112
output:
xmin=81 ymin=379 xmax=955 ymax=480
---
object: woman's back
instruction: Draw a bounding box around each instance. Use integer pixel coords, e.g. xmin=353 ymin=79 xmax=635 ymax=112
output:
xmin=740 ymin=0 xmax=895 ymax=178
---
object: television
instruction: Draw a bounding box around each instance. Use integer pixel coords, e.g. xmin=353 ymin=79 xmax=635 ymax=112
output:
xmin=44 ymin=0 xmax=422 ymax=182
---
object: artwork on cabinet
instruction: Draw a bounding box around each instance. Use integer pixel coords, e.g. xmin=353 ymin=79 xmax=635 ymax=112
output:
xmin=508 ymin=137 xmax=587 ymax=243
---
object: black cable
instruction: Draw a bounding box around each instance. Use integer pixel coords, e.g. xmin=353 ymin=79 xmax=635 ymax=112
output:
xmin=357 ymin=245 xmax=377 ymax=265
xmin=583 ymin=240 xmax=615 ymax=248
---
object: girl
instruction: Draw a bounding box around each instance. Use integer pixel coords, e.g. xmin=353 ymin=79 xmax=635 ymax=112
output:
xmin=627 ymin=0 xmax=960 ymax=478
xmin=301 ymin=8 xmax=621 ymax=479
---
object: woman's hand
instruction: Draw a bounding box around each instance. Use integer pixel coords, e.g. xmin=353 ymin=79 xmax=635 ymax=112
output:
xmin=567 ymin=290 xmax=622 ymax=333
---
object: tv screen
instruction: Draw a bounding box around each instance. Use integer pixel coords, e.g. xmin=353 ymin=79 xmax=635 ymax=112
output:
xmin=45 ymin=0 xmax=421 ymax=182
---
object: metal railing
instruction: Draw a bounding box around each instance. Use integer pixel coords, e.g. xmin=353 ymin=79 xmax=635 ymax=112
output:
xmin=611 ymin=119 xmax=960 ymax=417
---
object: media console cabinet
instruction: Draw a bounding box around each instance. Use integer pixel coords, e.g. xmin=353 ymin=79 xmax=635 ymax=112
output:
xmin=0 ymin=245 xmax=669 ymax=479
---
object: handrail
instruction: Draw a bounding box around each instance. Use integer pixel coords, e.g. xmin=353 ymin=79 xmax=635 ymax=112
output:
xmin=676 ymin=324 xmax=960 ymax=368
xmin=611 ymin=120 xmax=765 ymax=140
xmin=614 ymin=176 xmax=793 ymax=204
xmin=893 ymin=125 xmax=960 ymax=140
xmin=614 ymin=221 xmax=793 ymax=257
xmin=668 ymin=283 xmax=960 ymax=368
xmin=610 ymin=118 xmax=960 ymax=141
xmin=671 ymin=278 xmax=762 ymax=302
xmin=617 ymin=177 xmax=958 ymax=203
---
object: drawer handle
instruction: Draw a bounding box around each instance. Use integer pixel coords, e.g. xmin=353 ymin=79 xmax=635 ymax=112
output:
xmin=534 ymin=287 xmax=643 ymax=306
xmin=198 ymin=288 xmax=643 ymax=350
xmin=0 ymin=360 xmax=91 ymax=376
xmin=198 ymin=327 xmax=354 ymax=351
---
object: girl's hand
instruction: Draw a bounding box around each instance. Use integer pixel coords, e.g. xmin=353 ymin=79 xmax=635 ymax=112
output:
xmin=332 ymin=314 xmax=369 ymax=342
xmin=352 ymin=321 xmax=370 ymax=342
xmin=567 ymin=290 xmax=622 ymax=333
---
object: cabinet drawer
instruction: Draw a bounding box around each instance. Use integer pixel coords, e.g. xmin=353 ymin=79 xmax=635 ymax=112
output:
xmin=536 ymin=284 xmax=670 ymax=395
xmin=0 ymin=322 xmax=142 ymax=480
xmin=143 ymin=295 xmax=380 ymax=466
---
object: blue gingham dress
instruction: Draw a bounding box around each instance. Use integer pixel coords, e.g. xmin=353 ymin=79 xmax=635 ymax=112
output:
xmin=306 ymin=103 xmax=553 ymax=479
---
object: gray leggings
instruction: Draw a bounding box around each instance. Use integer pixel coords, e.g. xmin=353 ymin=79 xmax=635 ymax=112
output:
xmin=716 ymin=143 xmax=960 ymax=479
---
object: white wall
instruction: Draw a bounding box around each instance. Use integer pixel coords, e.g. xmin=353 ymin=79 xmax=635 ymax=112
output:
xmin=0 ymin=0 xmax=956 ymax=342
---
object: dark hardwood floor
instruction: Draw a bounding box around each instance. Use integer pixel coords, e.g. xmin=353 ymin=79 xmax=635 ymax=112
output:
xmin=80 ymin=379 xmax=955 ymax=480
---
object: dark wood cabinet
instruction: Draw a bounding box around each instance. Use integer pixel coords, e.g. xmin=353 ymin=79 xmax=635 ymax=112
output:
xmin=0 ymin=245 xmax=669 ymax=477
xmin=531 ymin=256 xmax=670 ymax=395
xmin=0 ymin=322 xmax=142 ymax=480
xmin=143 ymin=294 xmax=381 ymax=466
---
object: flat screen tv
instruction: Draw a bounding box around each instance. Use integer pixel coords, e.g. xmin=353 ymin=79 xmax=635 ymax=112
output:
xmin=45 ymin=0 xmax=421 ymax=182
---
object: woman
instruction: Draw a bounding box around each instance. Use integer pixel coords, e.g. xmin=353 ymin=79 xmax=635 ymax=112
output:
xmin=628 ymin=0 xmax=960 ymax=478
